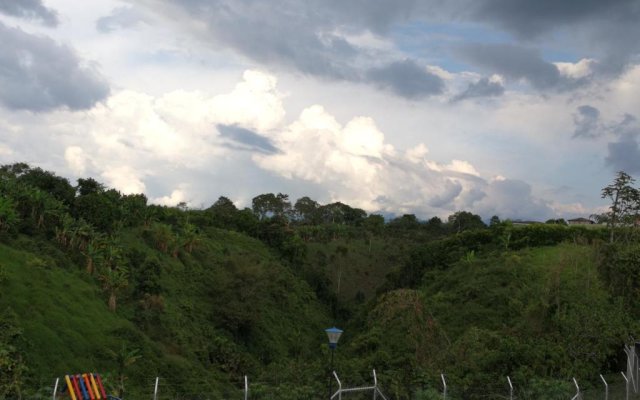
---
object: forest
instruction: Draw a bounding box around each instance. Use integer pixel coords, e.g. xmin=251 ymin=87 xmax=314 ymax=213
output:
xmin=1 ymin=163 xmax=640 ymax=399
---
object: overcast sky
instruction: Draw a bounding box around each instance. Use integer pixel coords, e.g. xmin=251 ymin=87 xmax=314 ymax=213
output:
xmin=1 ymin=0 xmax=640 ymax=220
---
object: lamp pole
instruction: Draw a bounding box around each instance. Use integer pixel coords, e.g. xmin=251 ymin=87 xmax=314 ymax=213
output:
xmin=325 ymin=327 xmax=343 ymax=399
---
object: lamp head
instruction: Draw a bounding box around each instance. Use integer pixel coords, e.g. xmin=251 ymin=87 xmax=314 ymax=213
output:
xmin=325 ymin=327 xmax=343 ymax=349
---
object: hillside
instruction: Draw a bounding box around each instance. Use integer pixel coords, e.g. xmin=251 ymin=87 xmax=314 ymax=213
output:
xmin=0 ymin=228 xmax=329 ymax=398
xmin=2 ymin=162 xmax=640 ymax=400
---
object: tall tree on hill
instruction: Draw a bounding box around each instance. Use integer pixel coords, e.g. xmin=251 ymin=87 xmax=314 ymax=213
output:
xmin=252 ymin=193 xmax=291 ymax=220
xmin=99 ymin=266 xmax=129 ymax=312
xmin=293 ymin=196 xmax=320 ymax=224
xmin=601 ymin=171 xmax=639 ymax=243
xmin=447 ymin=211 xmax=486 ymax=233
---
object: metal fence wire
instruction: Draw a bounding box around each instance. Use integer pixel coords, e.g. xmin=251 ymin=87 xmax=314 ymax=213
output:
xmin=49 ymin=344 xmax=640 ymax=400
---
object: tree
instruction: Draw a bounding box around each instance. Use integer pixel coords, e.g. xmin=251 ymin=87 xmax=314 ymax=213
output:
xmin=0 ymin=196 xmax=18 ymax=233
xmin=293 ymin=196 xmax=320 ymax=224
xmin=99 ymin=266 xmax=129 ymax=312
xmin=107 ymin=343 xmax=142 ymax=398
xmin=601 ymin=171 xmax=638 ymax=243
xmin=447 ymin=211 xmax=486 ymax=233
xmin=76 ymin=177 xmax=105 ymax=196
xmin=252 ymin=193 xmax=291 ymax=220
xmin=208 ymin=196 xmax=238 ymax=228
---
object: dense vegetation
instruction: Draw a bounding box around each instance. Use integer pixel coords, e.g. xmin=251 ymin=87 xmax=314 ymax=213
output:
xmin=1 ymin=163 xmax=639 ymax=399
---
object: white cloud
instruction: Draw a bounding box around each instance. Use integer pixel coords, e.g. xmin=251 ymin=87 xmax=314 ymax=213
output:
xmin=555 ymin=58 xmax=596 ymax=79
xmin=152 ymin=188 xmax=187 ymax=206
xmin=0 ymin=142 xmax=13 ymax=156
xmin=101 ymin=165 xmax=146 ymax=194
xmin=64 ymin=146 xmax=89 ymax=175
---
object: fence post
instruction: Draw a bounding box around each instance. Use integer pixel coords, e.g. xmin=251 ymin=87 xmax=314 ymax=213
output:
xmin=372 ymin=370 xmax=378 ymax=400
xmin=52 ymin=377 xmax=59 ymax=400
xmin=622 ymin=372 xmax=629 ymax=400
xmin=244 ymin=376 xmax=248 ymax=400
xmin=153 ymin=376 xmax=159 ymax=400
xmin=332 ymin=371 xmax=342 ymax=400
xmin=507 ymin=376 xmax=513 ymax=400
xmin=571 ymin=377 xmax=580 ymax=400
xmin=441 ymin=374 xmax=447 ymax=400
xmin=600 ymin=374 xmax=608 ymax=400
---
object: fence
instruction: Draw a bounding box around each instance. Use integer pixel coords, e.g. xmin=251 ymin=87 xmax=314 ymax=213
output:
xmin=47 ymin=344 xmax=640 ymax=399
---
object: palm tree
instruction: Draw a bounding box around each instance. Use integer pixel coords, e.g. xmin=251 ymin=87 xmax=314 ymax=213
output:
xmin=0 ymin=196 xmax=18 ymax=233
xmin=106 ymin=343 xmax=142 ymax=398
xmin=181 ymin=222 xmax=200 ymax=253
xmin=99 ymin=266 xmax=129 ymax=312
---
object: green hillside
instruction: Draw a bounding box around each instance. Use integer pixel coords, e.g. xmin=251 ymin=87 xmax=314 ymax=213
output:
xmin=2 ymin=163 xmax=640 ymax=400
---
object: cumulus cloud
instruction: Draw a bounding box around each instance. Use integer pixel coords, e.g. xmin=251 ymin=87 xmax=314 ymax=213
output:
xmin=555 ymin=59 xmax=596 ymax=79
xmin=253 ymin=101 xmax=552 ymax=219
xmin=0 ymin=0 xmax=58 ymax=27
xmin=0 ymin=23 xmax=109 ymax=112
xmin=101 ymin=166 xmax=146 ymax=195
xmin=153 ymin=188 xmax=188 ymax=207
xmin=64 ymin=146 xmax=90 ymax=175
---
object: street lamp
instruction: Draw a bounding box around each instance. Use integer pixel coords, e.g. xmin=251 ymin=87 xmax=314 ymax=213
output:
xmin=325 ymin=327 xmax=343 ymax=399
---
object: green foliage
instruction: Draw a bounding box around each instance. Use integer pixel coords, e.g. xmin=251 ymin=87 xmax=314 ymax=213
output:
xmin=1 ymin=163 xmax=639 ymax=399
xmin=0 ymin=307 xmax=28 ymax=399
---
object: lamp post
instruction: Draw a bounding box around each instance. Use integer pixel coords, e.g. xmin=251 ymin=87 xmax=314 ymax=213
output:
xmin=325 ymin=327 xmax=343 ymax=399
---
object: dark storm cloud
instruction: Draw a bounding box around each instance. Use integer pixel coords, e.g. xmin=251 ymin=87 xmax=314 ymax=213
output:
xmin=459 ymin=43 xmax=576 ymax=90
xmin=367 ymin=60 xmax=444 ymax=98
xmin=0 ymin=23 xmax=110 ymax=112
xmin=0 ymin=0 xmax=58 ymax=27
xmin=606 ymin=138 xmax=640 ymax=174
xmin=605 ymin=112 xmax=640 ymax=171
xmin=451 ymin=77 xmax=504 ymax=102
xmin=96 ymin=7 xmax=146 ymax=33
xmin=134 ymin=0 xmax=640 ymax=93
xmin=462 ymin=0 xmax=640 ymax=74
xmin=572 ymin=105 xmax=601 ymax=139
xmin=217 ymin=124 xmax=279 ymax=154
xmin=463 ymin=0 xmax=635 ymax=38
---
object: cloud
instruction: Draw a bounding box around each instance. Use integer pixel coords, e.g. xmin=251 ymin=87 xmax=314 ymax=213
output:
xmin=130 ymin=0 xmax=640 ymax=93
xmin=96 ymin=6 xmax=147 ymax=33
xmin=459 ymin=43 xmax=575 ymax=90
xmin=572 ymin=105 xmax=640 ymax=140
xmin=0 ymin=23 xmax=109 ymax=112
xmin=152 ymin=187 xmax=188 ymax=206
xmin=606 ymin=137 xmax=640 ymax=174
xmin=252 ymin=102 xmax=552 ymax=219
xmin=367 ymin=59 xmax=444 ymax=98
xmin=101 ymin=165 xmax=146 ymax=195
xmin=572 ymin=105 xmax=601 ymax=138
xmin=472 ymin=178 xmax=554 ymax=221
xmin=458 ymin=0 xmax=640 ymax=74
xmin=64 ymin=146 xmax=90 ymax=175
xmin=451 ymin=76 xmax=504 ymax=102
xmin=0 ymin=0 xmax=58 ymax=27
xmin=217 ymin=124 xmax=279 ymax=154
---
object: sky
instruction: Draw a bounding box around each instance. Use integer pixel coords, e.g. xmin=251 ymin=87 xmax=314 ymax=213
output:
xmin=1 ymin=0 xmax=640 ymax=221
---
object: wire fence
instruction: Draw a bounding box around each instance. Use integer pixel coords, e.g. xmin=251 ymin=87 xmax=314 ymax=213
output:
xmin=45 ymin=344 xmax=640 ymax=400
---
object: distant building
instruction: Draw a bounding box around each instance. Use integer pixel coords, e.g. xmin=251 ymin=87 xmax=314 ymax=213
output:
xmin=567 ymin=217 xmax=594 ymax=225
